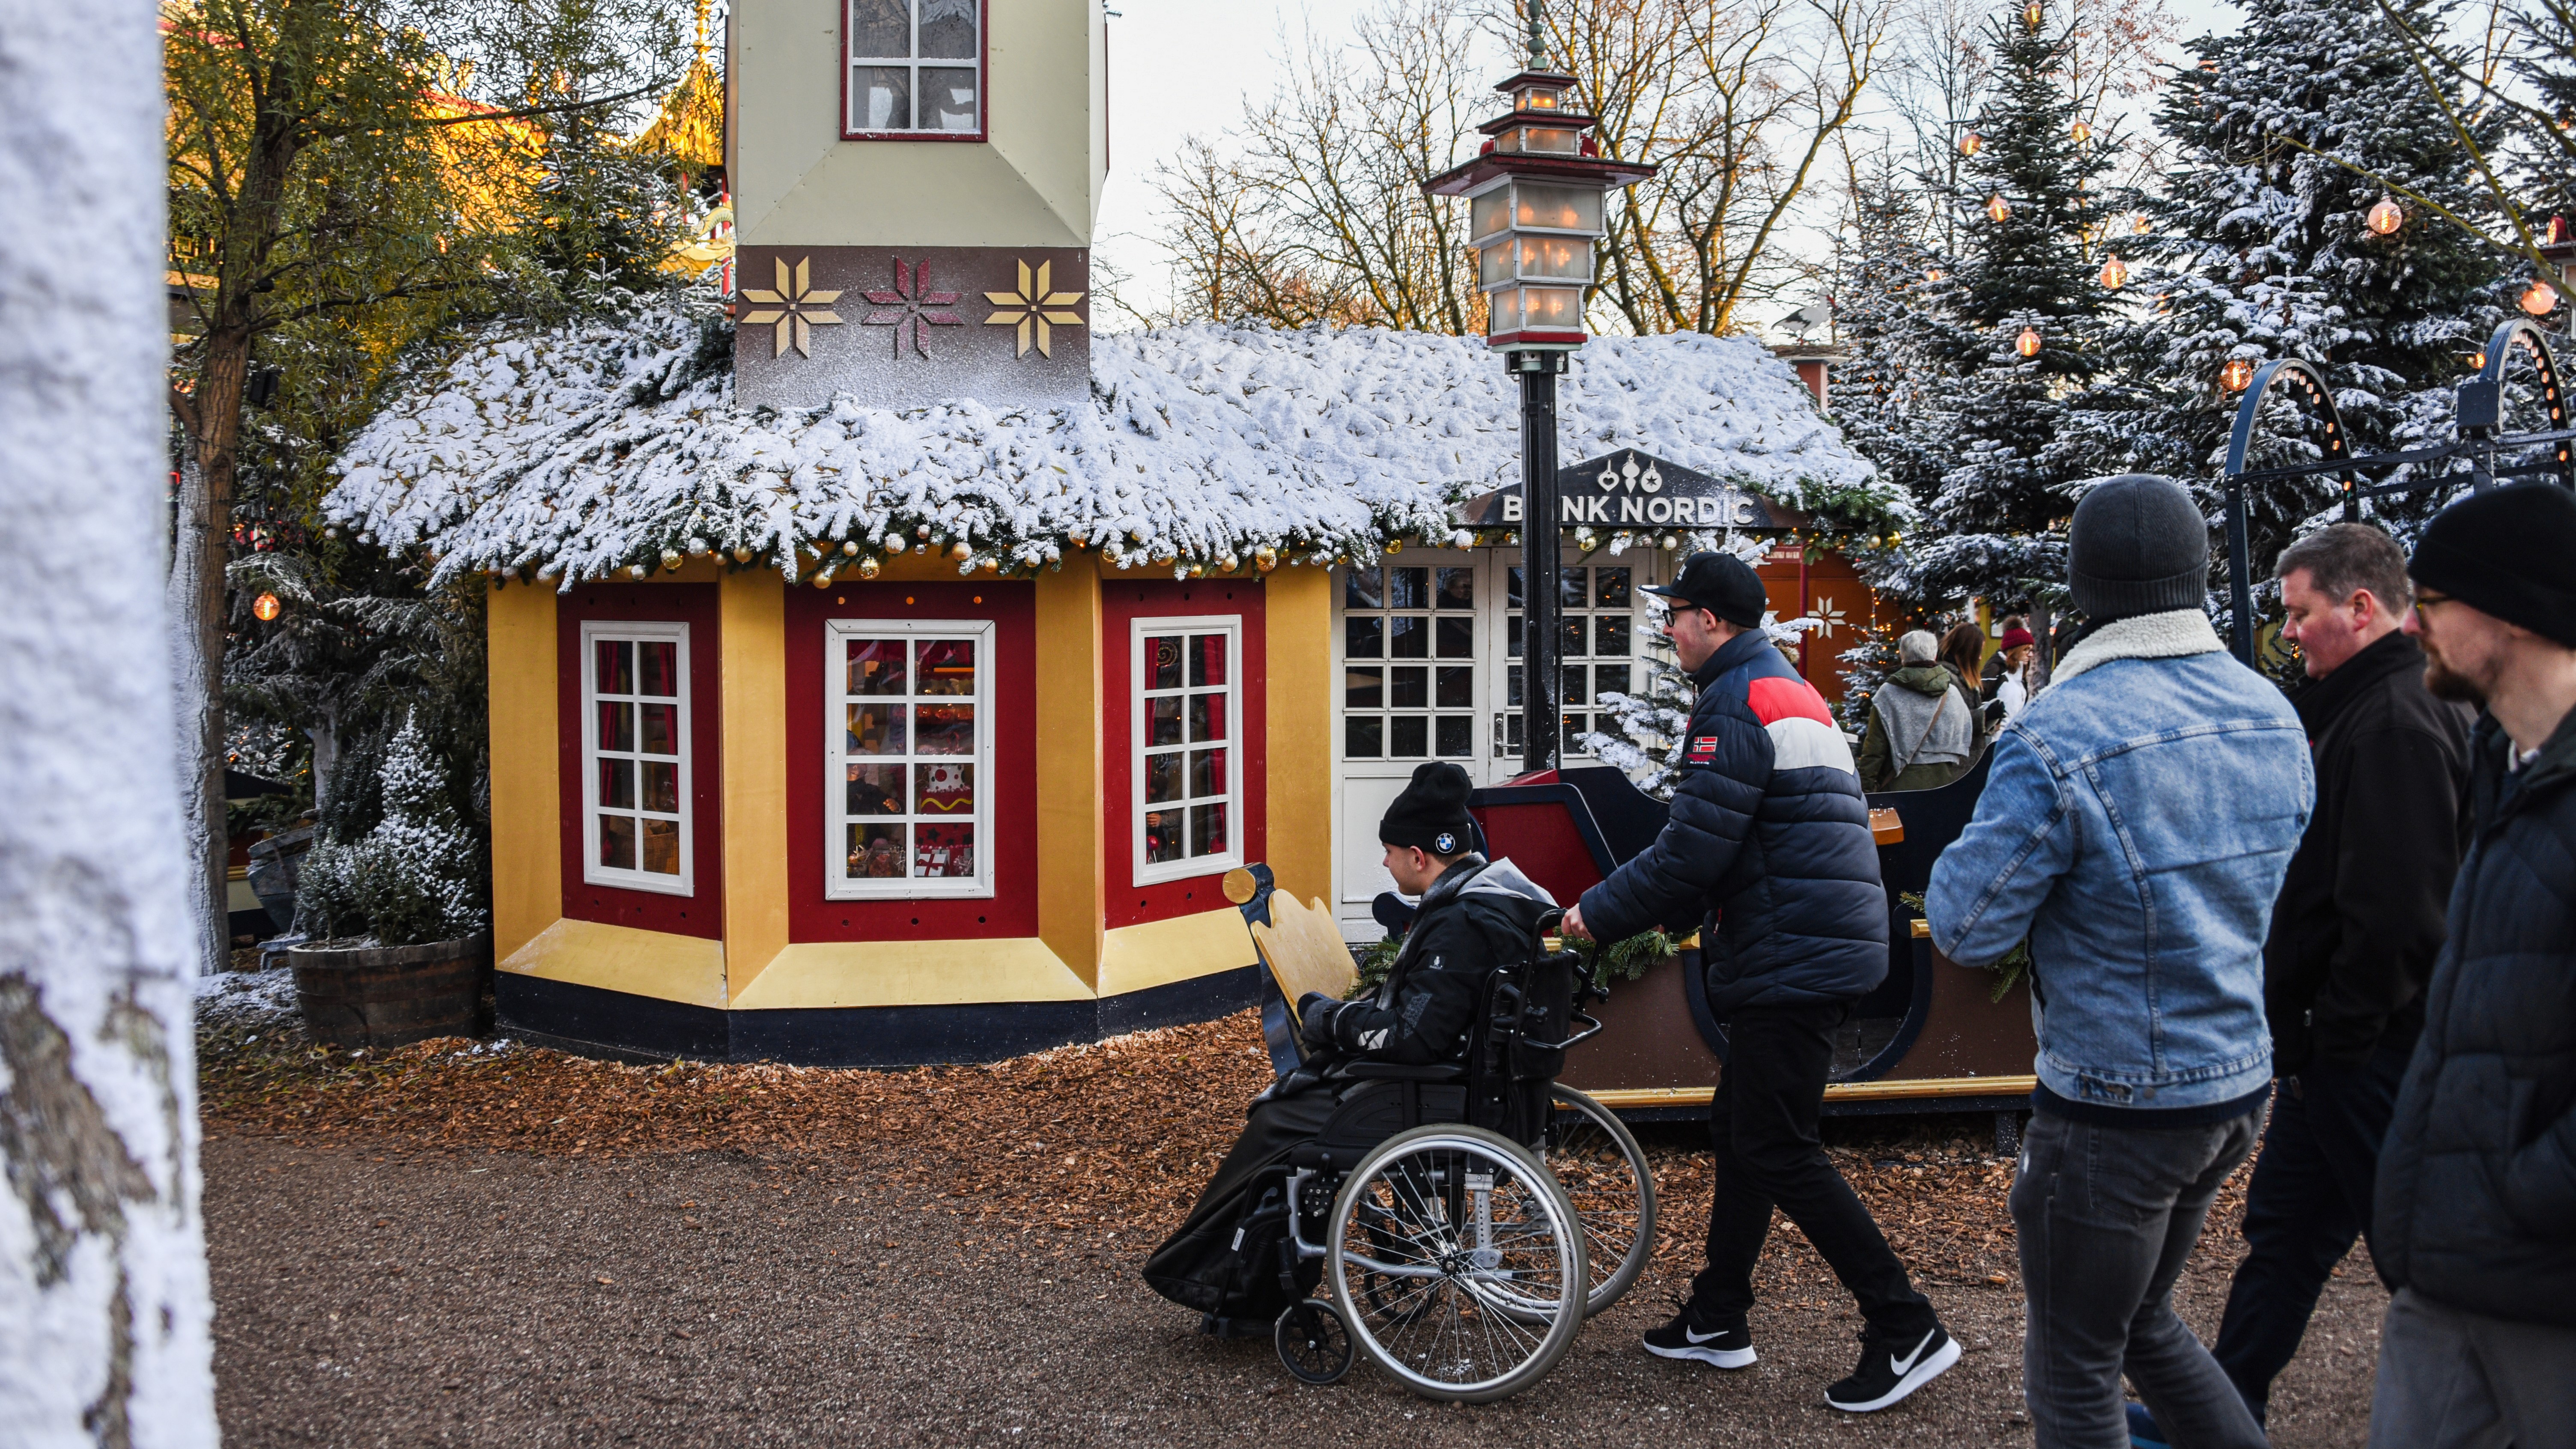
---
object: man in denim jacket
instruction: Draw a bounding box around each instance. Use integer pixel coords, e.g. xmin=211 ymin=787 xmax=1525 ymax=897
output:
xmin=1927 ymin=475 xmax=2314 ymax=1449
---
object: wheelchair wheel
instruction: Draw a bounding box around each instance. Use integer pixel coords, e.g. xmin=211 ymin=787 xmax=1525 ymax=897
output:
xmin=1325 ymin=1124 xmax=1585 ymax=1403
xmin=1275 ymin=1299 xmax=1354 ymax=1385
xmin=1544 ymin=1085 xmax=1656 ymax=1317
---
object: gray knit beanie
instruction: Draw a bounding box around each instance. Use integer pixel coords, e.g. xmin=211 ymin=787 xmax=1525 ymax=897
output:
xmin=2068 ymin=474 xmax=2209 ymax=621
xmin=1897 ymin=629 xmax=1938 ymax=664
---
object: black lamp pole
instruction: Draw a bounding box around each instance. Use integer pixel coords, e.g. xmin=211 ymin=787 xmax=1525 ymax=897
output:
xmin=1517 ymin=349 xmax=1566 ymax=774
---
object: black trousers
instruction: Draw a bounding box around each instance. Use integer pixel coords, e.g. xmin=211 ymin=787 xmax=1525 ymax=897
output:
xmin=2210 ymin=1041 xmax=2409 ymax=1418
xmin=1689 ymin=1001 xmax=1937 ymax=1339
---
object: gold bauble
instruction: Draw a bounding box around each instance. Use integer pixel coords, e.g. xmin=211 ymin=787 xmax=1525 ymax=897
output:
xmin=949 ymin=541 xmax=973 ymax=561
xmin=1253 ymin=546 xmax=1278 ymax=572
xmin=660 ymin=548 xmax=683 ymax=571
xmin=858 ymin=557 xmax=881 ymax=580
xmin=732 ymin=546 xmax=753 ymax=563
xmin=841 ymin=540 xmax=860 ymax=557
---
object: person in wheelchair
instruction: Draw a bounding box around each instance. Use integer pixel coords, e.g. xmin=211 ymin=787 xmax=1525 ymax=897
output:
xmin=1142 ymin=761 xmax=1559 ymax=1336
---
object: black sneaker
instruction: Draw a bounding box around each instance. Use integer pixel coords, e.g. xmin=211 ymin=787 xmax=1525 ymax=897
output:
xmin=1825 ymin=1321 xmax=1960 ymax=1412
xmin=1642 ymin=1304 xmax=1757 ymax=1369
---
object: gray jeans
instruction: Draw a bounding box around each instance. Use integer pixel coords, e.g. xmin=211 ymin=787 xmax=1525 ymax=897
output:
xmin=2010 ymin=1106 xmax=2268 ymax=1449
xmin=2368 ymin=1287 xmax=2576 ymax=1449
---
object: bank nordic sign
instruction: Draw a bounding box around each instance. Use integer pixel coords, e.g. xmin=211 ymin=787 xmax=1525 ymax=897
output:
xmin=1454 ymin=449 xmax=1798 ymax=531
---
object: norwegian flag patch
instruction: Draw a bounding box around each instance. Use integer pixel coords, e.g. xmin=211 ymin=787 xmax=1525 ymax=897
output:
xmin=1686 ymin=734 xmax=1719 ymax=764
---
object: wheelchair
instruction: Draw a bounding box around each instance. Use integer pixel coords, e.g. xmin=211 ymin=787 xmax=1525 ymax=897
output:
xmin=1226 ymin=875 xmax=1658 ymax=1404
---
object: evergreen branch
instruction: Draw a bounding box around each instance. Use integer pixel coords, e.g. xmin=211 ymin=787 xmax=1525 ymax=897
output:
xmin=2362 ymin=0 xmax=2550 ymax=268
xmin=2263 ymin=132 xmax=2544 ymax=273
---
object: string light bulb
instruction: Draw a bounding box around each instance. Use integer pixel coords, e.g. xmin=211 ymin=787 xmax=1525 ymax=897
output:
xmin=2099 ymin=254 xmax=2127 ymax=290
xmin=1986 ymin=194 xmax=2011 ymax=224
xmin=2016 ymin=326 xmax=2042 ymax=357
xmin=2522 ymin=278 xmax=2560 ymax=315
xmin=1959 ymin=131 xmax=1983 ymax=156
xmin=2071 ymin=120 xmax=2091 ymax=144
xmin=251 ymin=592 xmax=281 ymax=622
xmin=2024 ymin=0 xmax=2044 ymax=26
xmin=1925 ymin=267 xmax=1946 ymax=282
xmin=2220 ymin=358 xmax=2256 ymax=392
xmin=2367 ymin=195 xmax=2403 ymax=236
xmin=2468 ymin=350 xmax=2488 ymax=370
xmin=2132 ymin=213 xmax=2152 ymax=235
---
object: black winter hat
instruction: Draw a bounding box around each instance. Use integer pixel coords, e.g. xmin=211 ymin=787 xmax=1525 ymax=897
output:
xmin=2067 ymin=474 xmax=2210 ymax=621
xmin=2409 ymin=484 xmax=2576 ymax=647
xmin=1379 ymin=761 xmax=1478 ymax=855
xmin=1644 ymin=550 xmax=1769 ymax=628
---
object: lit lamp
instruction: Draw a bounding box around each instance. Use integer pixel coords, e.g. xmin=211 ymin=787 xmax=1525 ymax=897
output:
xmin=251 ymin=591 xmax=282 ymax=622
xmin=2071 ymin=120 xmax=2091 ymax=144
xmin=1424 ymin=0 xmax=1656 ymax=774
xmin=2024 ymin=0 xmax=2044 ymax=26
xmin=2099 ymin=254 xmax=2127 ymax=289
xmin=2016 ymin=326 xmax=2043 ymax=358
xmin=2522 ymin=278 xmax=2560 ymax=316
xmin=1925 ymin=267 xmax=1946 ymax=282
xmin=1959 ymin=131 xmax=1983 ymax=156
xmin=2132 ymin=213 xmax=2152 ymax=235
xmin=2220 ymin=358 xmax=2256 ymax=392
xmin=2367 ymin=196 xmax=2403 ymax=236
xmin=1986 ymin=194 xmax=2011 ymax=224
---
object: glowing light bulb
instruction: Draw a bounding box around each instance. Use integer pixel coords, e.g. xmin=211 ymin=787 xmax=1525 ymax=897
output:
xmin=2367 ymin=196 xmax=2403 ymax=236
xmin=2468 ymin=351 xmax=2488 ymax=370
xmin=2016 ymin=327 xmax=2042 ymax=358
xmin=2071 ymin=120 xmax=2091 ymax=144
xmin=2024 ymin=0 xmax=2044 ymax=26
xmin=1986 ymin=194 xmax=2010 ymax=224
xmin=2099 ymin=254 xmax=2127 ymax=290
xmin=2220 ymin=358 xmax=2256 ymax=392
xmin=1960 ymin=131 xmax=1983 ymax=156
xmin=1925 ymin=267 xmax=1946 ymax=282
xmin=2132 ymin=213 xmax=2152 ymax=235
xmin=2522 ymin=278 xmax=2560 ymax=315
xmin=251 ymin=592 xmax=281 ymax=622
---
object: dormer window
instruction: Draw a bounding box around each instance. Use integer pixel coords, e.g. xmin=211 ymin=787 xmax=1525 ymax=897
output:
xmin=847 ymin=0 xmax=984 ymax=139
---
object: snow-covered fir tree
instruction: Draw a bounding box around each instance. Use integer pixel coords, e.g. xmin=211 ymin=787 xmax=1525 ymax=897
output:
xmin=1829 ymin=167 xmax=1959 ymax=510
xmin=298 ymin=710 xmax=488 ymax=947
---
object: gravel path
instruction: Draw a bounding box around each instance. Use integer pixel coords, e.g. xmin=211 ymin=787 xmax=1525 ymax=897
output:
xmin=205 ymin=1126 xmax=2385 ymax=1447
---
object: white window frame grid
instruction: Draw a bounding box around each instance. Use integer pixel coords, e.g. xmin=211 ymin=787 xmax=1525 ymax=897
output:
xmin=1130 ymin=616 xmax=1246 ymax=887
xmin=1502 ymin=558 xmax=1644 ymax=760
xmin=579 ymin=619 xmax=695 ymax=897
xmin=824 ymin=617 xmax=996 ymax=900
xmin=844 ymin=0 xmax=986 ymax=138
xmin=1338 ymin=562 xmax=1481 ymax=764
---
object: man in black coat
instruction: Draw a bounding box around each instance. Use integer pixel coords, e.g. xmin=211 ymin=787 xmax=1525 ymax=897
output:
xmin=1561 ymin=550 xmax=1953 ymax=1414
xmin=2367 ymin=486 xmax=2576 ymax=1446
xmin=2136 ymin=525 xmax=2473 ymax=1443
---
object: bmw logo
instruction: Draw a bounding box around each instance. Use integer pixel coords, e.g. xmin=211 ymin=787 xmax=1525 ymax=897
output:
xmin=1434 ymin=832 xmax=1458 ymax=854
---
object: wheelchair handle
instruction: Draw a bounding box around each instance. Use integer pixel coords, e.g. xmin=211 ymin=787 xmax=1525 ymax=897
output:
xmin=1522 ymin=1011 xmax=1603 ymax=1053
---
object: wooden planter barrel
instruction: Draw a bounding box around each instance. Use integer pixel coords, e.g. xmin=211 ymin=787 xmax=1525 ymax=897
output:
xmin=290 ymin=934 xmax=489 ymax=1049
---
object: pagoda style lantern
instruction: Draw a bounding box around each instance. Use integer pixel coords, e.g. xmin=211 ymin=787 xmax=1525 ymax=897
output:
xmin=2367 ymin=195 xmax=2404 ymax=236
xmin=1425 ymin=2 xmax=1656 ymax=772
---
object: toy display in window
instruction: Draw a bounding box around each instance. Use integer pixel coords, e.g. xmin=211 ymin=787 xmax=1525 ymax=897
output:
xmin=915 ymin=761 xmax=974 ymax=813
xmin=847 ymin=763 xmax=904 ymax=815
xmin=917 ymin=639 xmax=975 ymax=695
xmin=848 ymin=823 xmax=907 ymax=878
xmin=1144 ymin=809 xmax=1177 ymax=865
xmin=915 ymin=823 xmax=975 ymax=878
xmin=847 ymin=703 xmax=905 ymax=754
xmin=914 ymin=702 xmax=975 ymax=755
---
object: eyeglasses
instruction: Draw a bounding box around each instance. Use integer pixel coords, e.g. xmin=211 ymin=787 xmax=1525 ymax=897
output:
xmin=2412 ymin=591 xmax=2454 ymax=626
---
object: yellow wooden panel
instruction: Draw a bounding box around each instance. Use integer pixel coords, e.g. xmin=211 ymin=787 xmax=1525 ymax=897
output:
xmin=500 ymin=917 xmax=727 ymax=1010
xmin=1251 ymin=893 xmax=1357 ymax=1027
xmin=485 ymin=581 xmax=561 ymax=964
xmin=727 ymin=938 xmax=1091 ymax=1010
xmin=1098 ymin=906 xmax=1256 ymax=999
xmin=719 ymin=572 xmax=790 ymax=995
xmin=1579 ymin=1076 xmax=2039 ymax=1111
xmin=1263 ymin=565 xmax=1334 ymax=906
xmin=1034 ymin=558 xmax=1105 ymax=988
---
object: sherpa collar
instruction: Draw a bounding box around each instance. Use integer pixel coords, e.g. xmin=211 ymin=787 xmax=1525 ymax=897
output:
xmin=2048 ymin=609 xmax=2224 ymax=686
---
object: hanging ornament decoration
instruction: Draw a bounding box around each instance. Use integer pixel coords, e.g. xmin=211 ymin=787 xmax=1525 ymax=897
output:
xmin=2522 ymin=278 xmax=2560 ymax=316
xmin=1986 ymin=194 xmax=2011 ymax=224
xmin=858 ymin=556 xmax=882 ymax=580
xmin=2024 ymin=0 xmax=2044 ymax=27
xmin=948 ymin=541 xmax=973 ymax=561
xmin=2099 ymin=254 xmax=2127 ymax=290
xmin=1924 ymin=266 xmax=1947 ymax=282
xmin=2070 ymin=119 xmax=2091 ymax=144
xmin=2220 ymin=358 xmax=2256 ymax=392
xmin=2132 ymin=213 xmax=2152 ymax=236
xmin=1253 ymin=546 xmax=1279 ymax=573
xmin=1959 ymin=131 xmax=1983 ymax=156
xmin=841 ymin=539 xmax=859 ymax=556
xmin=660 ymin=547 xmax=683 ymax=572
xmin=2367 ymin=196 xmax=2404 ymax=236
xmin=731 ymin=546 xmax=753 ymax=563
xmin=2016 ymin=326 xmax=2043 ymax=358
xmin=251 ymin=592 xmax=282 ymax=622
xmin=2468 ymin=350 xmax=2488 ymax=370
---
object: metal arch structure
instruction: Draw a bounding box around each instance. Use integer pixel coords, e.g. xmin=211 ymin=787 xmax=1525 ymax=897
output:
xmin=2219 ymin=326 xmax=2576 ymax=664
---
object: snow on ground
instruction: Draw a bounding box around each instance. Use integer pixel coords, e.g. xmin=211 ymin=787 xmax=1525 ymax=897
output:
xmin=194 ymin=967 xmax=301 ymax=1034
xmin=326 ymin=293 xmax=1893 ymax=587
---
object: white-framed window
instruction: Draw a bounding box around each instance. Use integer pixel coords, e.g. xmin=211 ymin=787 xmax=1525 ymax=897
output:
xmin=825 ymin=618 xmax=993 ymax=899
xmin=1132 ymin=617 xmax=1244 ymax=886
xmin=1342 ymin=564 xmax=1479 ymax=761
xmin=1502 ymin=561 xmax=1638 ymax=758
xmin=580 ymin=620 xmax=693 ymax=895
xmin=845 ymin=0 xmax=984 ymax=137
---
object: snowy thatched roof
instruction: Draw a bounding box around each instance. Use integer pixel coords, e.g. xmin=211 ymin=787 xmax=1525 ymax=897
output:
xmin=327 ymin=293 xmax=1887 ymax=586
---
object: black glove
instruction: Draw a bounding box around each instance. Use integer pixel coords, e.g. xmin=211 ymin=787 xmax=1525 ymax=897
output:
xmin=1297 ymin=994 xmax=1341 ymax=1053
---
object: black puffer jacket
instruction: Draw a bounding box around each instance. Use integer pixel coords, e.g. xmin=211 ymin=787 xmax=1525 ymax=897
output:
xmin=1577 ymin=628 xmax=1887 ymax=1014
xmin=1316 ymin=856 xmax=1557 ymax=1064
xmin=2374 ymin=707 xmax=2576 ymax=1327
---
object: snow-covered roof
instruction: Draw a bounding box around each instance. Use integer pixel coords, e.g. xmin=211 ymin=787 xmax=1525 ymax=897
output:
xmin=327 ymin=293 xmax=1887 ymax=586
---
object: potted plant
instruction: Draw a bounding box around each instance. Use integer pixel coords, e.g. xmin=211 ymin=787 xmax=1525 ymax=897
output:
xmin=287 ymin=711 xmax=490 ymax=1047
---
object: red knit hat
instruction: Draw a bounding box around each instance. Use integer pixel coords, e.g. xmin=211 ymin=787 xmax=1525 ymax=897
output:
xmin=1999 ymin=626 xmax=2036 ymax=651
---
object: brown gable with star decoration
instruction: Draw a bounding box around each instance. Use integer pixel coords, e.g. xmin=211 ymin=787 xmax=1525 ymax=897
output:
xmin=733 ymin=246 xmax=1088 ymax=413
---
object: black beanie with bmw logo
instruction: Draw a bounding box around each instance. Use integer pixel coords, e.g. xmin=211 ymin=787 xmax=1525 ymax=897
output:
xmin=1379 ymin=761 xmax=1478 ymax=856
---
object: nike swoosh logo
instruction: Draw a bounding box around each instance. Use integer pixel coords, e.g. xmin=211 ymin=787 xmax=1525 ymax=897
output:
xmin=1685 ymin=1327 xmax=1731 ymax=1345
xmin=1889 ymin=1332 xmax=1934 ymax=1375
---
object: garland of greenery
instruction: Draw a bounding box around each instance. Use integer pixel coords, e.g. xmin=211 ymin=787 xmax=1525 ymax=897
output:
xmin=1900 ymin=891 xmax=2029 ymax=1001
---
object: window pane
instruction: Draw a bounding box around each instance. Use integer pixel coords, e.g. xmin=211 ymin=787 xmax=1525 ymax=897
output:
xmin=1189 ymin=747 xmax=1226 ymax=799
xmin=915 ymin=701 xmax=975 ymax=754
xmin=642 ymin=819 xmax=681 ymax=875
xmin=1142 ymin=808 xmax=1183 ymax=865
xmin=1596 ymin=568 xmax=1633 ymax=608
xmin=1190 ymin=801 xmax=1229 ymax=858
xmin=918 ymin=0 xmax=977 ymax=56
xmin=1387 ymin=568 xmax=1429 ymax=609
xmin=917 ymin=638 xmax=976 ymax=695
xmin=1565 ymin=665 xmax=1588 ymax=702
xmin=1559 ymin=571 xmax=1586 ymax=609
xmin=1560 ymin=620 xmax=1584 ymax=659
xmin=1506 ymin=566 xmax=1524 ymax=610
xmin=851 ymin=821 xmax=909 ymax=878
xmin=1435 ymin=617 xmax=1474 ymax=659
xmin=847 ymin=638 xmax=907 ymax=696
xmin=1388 ymin=616 xmax=1428 ymax=659
xmin=916 ymin=760 xmax=974 ymax=815
xmin=597 ymin=640 xmax=633 ymax=695
xmin=846 ymin=763 xmax=906 ymax=815
xmin=1345 ymin=716 xmax=1383 ymax=758
xmin=1344 ymin=566 xmax=1383 ymax=611
xmin=1344 ymin=667 xmax=1382 ymax=709
xmin=847 ymin=703 xmax=907 ymax=754
xmin=1507 ymin=663 xmax=1523 ymax=707
xmin=638 ymin=641 xmax=678 ymax=697
xmin=1595 ymin=664 xmax=1630 ymax=696
xmin=1189 ymin=633 xmax=1227 ymax=687
xmin=1506 ymin=614 xmax=1522 ymax=658
xmin=599 ymin=758 xmax=635 ymax=810
xmin=1145 ymin=634 xmax=1183 ymax=691
xmin=1436 ymin=667 xmax=1473 ymax=709
xmin=1389 ymin=666 xmax=1428 ymax=709
xmin=640 ymin=702 xmax=678 ymax=756
xmin=1435 ymin=568 xmax=1474 ymax=609
xmin=916 ymin=823 xmax=975 ymax=878
xmin=1144 ymin=751 xmax=1185 ymax=804
xmin=641 ymin=760 xmax=679 ymax=813
xmin=1188 ymin=694 xmax=1225 ymax=743
xmin=1345 ymin=615 xmax=1383 ymax=659
xmin=1564 ymin=712 xmax=1586 ymax=744
xmin=920 ymin=67 xmax=976 ymax=130
xmin=1148 ymin=694 xmax=1183 ymax=746
xmin=848 ymin=0 xmax=909 ymax=56
xmin=1596 ymin=615 xmax=1632 ymax=656
xmin=599 ymin=814 xmax=637 ymax=871
xmin=598 ymin=701 xmax=634 ymax=753
xmin=857 ymin=66 xmax=910 ymax=129
xmin=1435 ymin=715 xmax=1472 ymax=757
xmin=1391 ymin=716 xmax=1428 ymax=758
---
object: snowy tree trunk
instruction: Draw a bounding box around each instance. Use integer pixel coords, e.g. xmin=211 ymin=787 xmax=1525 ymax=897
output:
xmin=0 ymin=0 xmax=222 ymax=1443
xmin=165 ymin=451 xmax=227 ymax=977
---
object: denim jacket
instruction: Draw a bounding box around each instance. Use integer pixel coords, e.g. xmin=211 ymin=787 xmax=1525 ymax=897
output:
xmin=1926 ymin=610 xmax=2314 ymax=1111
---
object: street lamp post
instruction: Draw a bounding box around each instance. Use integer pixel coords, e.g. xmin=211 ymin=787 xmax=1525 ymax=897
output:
xmin=1423 ymin=4 xmax=1655 ymax=775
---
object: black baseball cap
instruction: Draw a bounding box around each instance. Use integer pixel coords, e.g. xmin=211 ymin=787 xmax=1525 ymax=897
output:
xmin=1643 ymin=550 xmax=1769 ymax=628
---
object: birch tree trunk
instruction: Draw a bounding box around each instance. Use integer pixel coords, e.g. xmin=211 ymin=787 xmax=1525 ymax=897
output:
xmin=165 ymin=451 xmax=228 ymax=978
xmin=0 ymin=0 xmax=221 ymax=1442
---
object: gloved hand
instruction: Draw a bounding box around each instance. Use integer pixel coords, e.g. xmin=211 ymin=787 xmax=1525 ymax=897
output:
xmin=1297 ymin=994 xmax=1341 ymax=1054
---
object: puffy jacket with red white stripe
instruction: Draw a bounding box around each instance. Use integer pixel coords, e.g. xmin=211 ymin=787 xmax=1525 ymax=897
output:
xmin=1578 ymin=627 xmax=1888 ymax=1014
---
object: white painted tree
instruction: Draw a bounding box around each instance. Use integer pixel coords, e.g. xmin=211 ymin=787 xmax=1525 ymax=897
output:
xmin=0 ymin=0 xmax=221 ymax=1443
